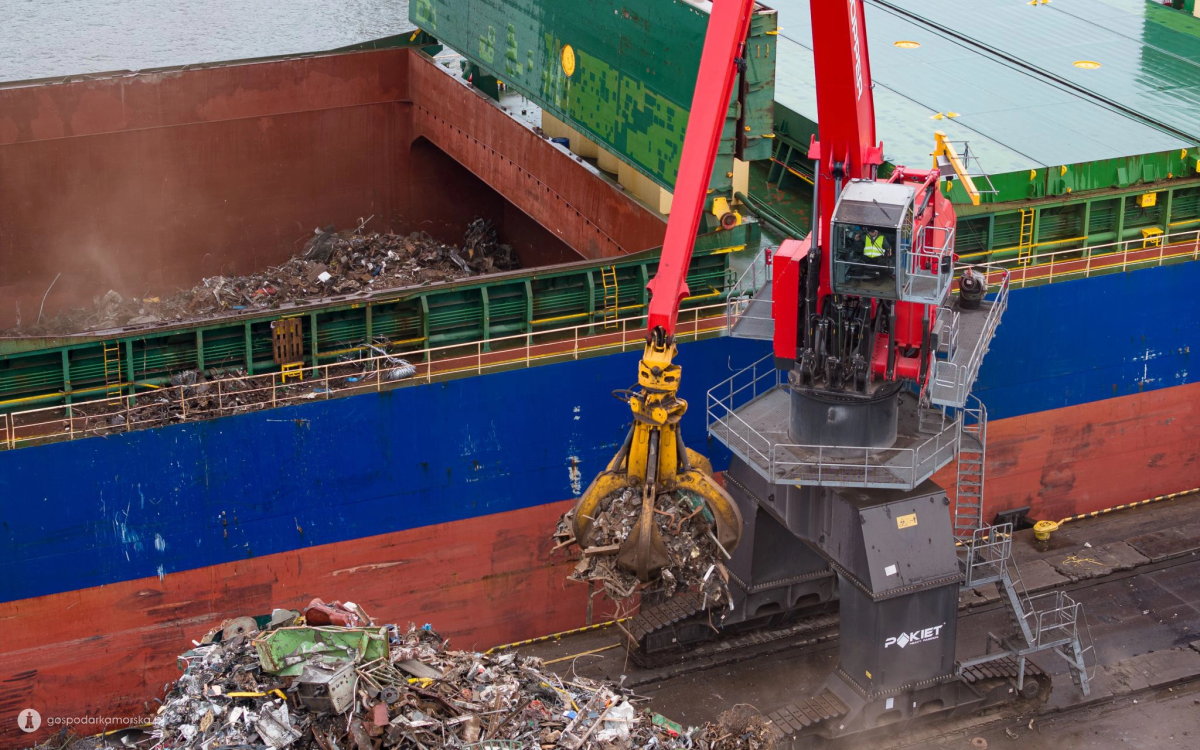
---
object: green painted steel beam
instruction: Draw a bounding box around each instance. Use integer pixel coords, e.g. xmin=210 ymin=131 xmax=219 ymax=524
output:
xmin=0 ymin=225 xmax=756 ymax=411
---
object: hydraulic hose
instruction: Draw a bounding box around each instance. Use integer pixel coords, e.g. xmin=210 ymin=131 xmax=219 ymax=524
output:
xmin=734 ymin=191 xmax=807 ymax=239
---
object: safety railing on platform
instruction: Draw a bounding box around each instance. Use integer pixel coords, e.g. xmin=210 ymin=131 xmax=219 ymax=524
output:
xmin=0 ymin=301 xmax=733 ymax=451
xmin=931 ymin=269 xmax=1011 ymax=408
xmin=934 ymin=304 xmax=960 ymax=361
xmin=1022 ymin=590 xmax=1084 ymax=649
xmin=705 ymin=355 xmax=961 ymax=489
xmin=900 ymin=224 xmax=955 ymax=305
xmin=961 ymin=523 xmax=1014 ymax=589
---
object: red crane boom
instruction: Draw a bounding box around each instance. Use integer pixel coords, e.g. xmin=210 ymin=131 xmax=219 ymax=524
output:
xmin=645 ymin=0 xmax=756 ymax=341
xmin=570 ymin=0 xmax=758 ymax=581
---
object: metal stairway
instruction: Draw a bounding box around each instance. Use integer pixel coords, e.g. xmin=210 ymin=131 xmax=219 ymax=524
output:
xmin=725 ymin=246 xmax=775 ymax=340
xmin=954 ymin=398 xmax=987 ymax=542
xmin=958 ymin=524 xmax=1094 ymax=697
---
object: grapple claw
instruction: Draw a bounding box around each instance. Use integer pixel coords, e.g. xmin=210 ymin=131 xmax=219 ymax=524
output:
xmin=568 ymin=337 xmax=744 ymax=585
xmin=617 ymin=484 xmax=673 ymax=581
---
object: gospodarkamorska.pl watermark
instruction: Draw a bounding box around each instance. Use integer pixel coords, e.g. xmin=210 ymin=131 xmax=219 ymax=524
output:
xmin=18 ymin=708 xmax=154 ymax=733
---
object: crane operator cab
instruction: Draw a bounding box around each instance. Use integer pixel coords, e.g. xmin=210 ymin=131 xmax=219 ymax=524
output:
xmin=831 ymin=179 xmax=954 ymax=305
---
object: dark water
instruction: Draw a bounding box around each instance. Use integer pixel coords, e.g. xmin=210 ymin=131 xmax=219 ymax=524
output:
xmin=1 ymin=0 xmax=413 ymax=82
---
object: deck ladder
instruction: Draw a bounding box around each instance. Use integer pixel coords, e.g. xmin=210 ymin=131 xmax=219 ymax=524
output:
xmin=600 ymin=265 xmax=620 ymax=329
xmin=767 ymin=140 xmax=795 ymax=188
xmin=103 ymin=342 xmax=123 ymax=405
xmin=766 ymin=139 xmax=814 ymax=190
xmin=954 ymin=398 xmax=987 ymax=542
xmin=1017 ymin=208 xmax=1035 ymax=266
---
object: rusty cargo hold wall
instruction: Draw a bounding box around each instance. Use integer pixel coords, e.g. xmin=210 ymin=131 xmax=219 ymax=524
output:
xmin=0 ymin=44 xmax=668 ymax=329
xmin=412 ymin=0 xmax=777 ymax=194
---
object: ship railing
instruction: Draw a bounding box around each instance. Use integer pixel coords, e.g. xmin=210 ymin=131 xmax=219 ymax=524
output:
xmin=931 ymin=269 xmax=1011 ymax=407
xmin=0 ymin=300 xmax=735 ymax=451
xmin=720 ymin=226 xmax=1200 ymax=346
xmin=962 ymin=226 xmax=1200 ymax=291
xmin=706 ymin=355 xmax=961 ymax=489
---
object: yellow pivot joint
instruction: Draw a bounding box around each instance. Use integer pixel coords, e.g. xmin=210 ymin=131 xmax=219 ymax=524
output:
xmin=934 ymin=130 xmax=982 ymax=206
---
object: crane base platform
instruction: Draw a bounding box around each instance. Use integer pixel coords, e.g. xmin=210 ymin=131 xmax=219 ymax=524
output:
xmin=523 ymin=492 xmax=1200 ymax=747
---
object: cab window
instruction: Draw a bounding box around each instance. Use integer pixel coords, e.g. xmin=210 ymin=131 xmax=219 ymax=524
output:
xmin=831 ymin=222 xmax=899 ymax=300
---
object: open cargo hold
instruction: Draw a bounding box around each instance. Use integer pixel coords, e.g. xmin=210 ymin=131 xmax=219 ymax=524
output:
xmin=0 ymin=40 xmax=667 ymax=332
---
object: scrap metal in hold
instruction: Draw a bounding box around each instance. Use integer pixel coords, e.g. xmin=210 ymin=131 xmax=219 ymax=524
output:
xmin=29 ymin=598 xmax=774 ymax=750
xmin=66 ymin=355 xmax=416 ymax=435
xmin=554 ymin=488 xmax=733 ymax=608
xmin=6 ymin=218 xmax=521 ymax=336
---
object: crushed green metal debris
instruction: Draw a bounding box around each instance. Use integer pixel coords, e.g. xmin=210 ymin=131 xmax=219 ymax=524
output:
xmin=29 ymin=598 xmax=777 ymax=750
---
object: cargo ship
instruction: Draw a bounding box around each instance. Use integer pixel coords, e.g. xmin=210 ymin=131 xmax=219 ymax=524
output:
xmin=2 ymin=0 xmax=1198 ymax=742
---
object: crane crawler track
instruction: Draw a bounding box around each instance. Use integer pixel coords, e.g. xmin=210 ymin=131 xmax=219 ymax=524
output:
xmin=626 ymin=593 xmax=840 ymax=670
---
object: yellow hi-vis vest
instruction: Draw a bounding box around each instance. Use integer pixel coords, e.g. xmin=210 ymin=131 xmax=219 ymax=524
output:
xmin=864 ymin=234 xmax=886 ymax=258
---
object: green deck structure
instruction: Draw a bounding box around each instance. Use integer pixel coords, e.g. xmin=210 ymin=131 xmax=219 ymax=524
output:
xmin=766 ymin=0 xmax=1200 ymax=261
xmin=412 ymin=0 xmax=777 ymax=193
xmin=0 ymin=226 xmax=755 ymax=413
xmin=415 ymin=0 xmax=1200 ymax=264
xmin=774 ymin=0 xmax=1200 ymax=181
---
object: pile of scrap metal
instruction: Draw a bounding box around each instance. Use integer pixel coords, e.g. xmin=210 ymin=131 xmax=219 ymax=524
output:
xmin=88 ymin=598 xmax=773 ymax=750
xmin=9 ymin=218 xmax=520 ymax=336
xmin=554 ymin=488 xmax=732 ymax=607
xmin=697 ymin=707 xmax=775 ymax=750
xmin=67 ymin=357 xmax=417 ymax=434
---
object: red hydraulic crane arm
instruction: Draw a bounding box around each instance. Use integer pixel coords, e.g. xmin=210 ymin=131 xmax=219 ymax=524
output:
xmin=809 ymin=0 xmax=885 ymax=301
xmin=644 ymin=0 xmax=756 ymax=342
xmin=809 ymin=0 xmax=881 ymax=184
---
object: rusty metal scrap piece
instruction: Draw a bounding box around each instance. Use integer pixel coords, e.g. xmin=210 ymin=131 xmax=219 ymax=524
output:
xmin=556 ymin=487 xmax=734 ymax=609
xmin=6 ymin=219 xmax=520 ymax=337
xmin=143 ymin=601 xmax=773 ymax=750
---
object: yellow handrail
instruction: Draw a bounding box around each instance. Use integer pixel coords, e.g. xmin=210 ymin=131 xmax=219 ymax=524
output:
xmin=0 ymin=302 xmax=732 ymax=450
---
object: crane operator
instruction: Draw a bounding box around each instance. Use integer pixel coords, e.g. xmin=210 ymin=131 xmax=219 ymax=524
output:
xmin=859 ymin=227 xmax=892 ymax=261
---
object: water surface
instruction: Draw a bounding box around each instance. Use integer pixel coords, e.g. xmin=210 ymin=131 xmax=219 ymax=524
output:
xmin=2 ymin=0 xmax=413 ymax=82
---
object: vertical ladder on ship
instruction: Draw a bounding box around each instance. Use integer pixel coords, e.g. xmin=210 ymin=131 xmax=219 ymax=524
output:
xmin=1016 ymin=208 xmax=1035 ymax=266
xmin=954 ymin=398 xmax=987 ymax=542
xmin=600 ymin=265 xmax=620 ymax=329
xmin=103 ymin=342 xmax=123 ymax=405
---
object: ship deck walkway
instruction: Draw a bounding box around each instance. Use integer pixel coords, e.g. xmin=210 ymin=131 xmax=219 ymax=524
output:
xmin=519 ymin=491 xmax=1200 ymax=747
